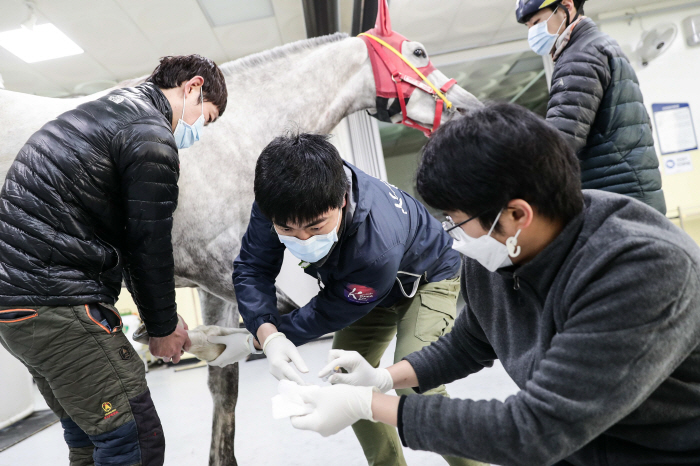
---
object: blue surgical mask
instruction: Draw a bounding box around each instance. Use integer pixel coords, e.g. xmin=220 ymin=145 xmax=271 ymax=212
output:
xmin=528 ymin=7 xmax=566 ymax=56
xmin=173 ymin=90 xmax=204 ymax=149
xmin=277 ymin=212 xmax=341 ymax=264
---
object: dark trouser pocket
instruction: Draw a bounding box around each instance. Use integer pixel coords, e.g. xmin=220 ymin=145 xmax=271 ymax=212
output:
xmin=0 ymin=308 xmax=39 ymax=359
xmin=85 ymin=303 xmax=123 ymax=334
xmin=0 ymin=308 xmax=38 ymax=322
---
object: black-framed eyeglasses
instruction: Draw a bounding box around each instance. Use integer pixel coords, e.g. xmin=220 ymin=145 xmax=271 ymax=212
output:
xmin=442 ymin=215 xmax=479 ymax=235
xmin=442 ymin=209 xmax=495 ymax=240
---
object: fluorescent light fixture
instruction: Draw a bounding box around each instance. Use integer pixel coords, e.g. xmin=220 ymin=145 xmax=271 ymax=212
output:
xmin=198 ymin=0 xmax=274 ymax=27
xmin=0 ymin=23 xmax=83 ymax=63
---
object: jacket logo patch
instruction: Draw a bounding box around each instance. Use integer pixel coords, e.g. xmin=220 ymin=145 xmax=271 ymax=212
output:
xmin=382 ymin=181 xmax=408 ymax=215
xmin=344 ymin=285 xmax=378 ymax=304
xmin=108 ymin=95 xmax=124 ymax=104
xmin=118 ymin=345 xmax=132 ymax=360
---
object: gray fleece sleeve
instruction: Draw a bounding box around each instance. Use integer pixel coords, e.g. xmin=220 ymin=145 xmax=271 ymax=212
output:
xmin=400 ymin=241 xmax=700 ymax=466
xmin=404 ymin=304 xmax=497 ymax=392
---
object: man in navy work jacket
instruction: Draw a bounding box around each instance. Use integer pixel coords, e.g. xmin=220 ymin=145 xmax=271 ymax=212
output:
xmin=219 ymin=133 xmax=482 ymax=466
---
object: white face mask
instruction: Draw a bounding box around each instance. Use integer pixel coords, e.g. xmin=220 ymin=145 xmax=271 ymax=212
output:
xmin=448 ymin=210 xmax=522 ymax=272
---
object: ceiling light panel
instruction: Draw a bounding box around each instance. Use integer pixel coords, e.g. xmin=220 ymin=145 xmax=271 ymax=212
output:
xmin=197 ymin=0 xmax=275 ymax=28
xmin=0 ymin=23 xmax=83 ymax=63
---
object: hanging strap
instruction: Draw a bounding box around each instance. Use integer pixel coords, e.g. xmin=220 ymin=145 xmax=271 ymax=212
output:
xmin=432 ymin=78 xmax=457 ymax=133
xmin=395 ymin=271 xmax=425 ymax=299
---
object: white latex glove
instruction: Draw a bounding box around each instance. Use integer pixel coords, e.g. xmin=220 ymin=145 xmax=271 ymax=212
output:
xmin=319 ymin=350 xmax=394 ymax=393
xmin=207 ymin=328 xmax=252 ymax=367
xmin=263 ymin=332 xmax=309 ymax=385
xmin=289 ymin=384 xmax=376 ymax=437
xmin=272 ymin=380 xmax=314 ymax=419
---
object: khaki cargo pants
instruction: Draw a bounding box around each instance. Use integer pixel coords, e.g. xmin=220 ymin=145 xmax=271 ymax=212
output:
xmin=332 ymin=277 xmax=486 ymax=466
xmin=0 ymin=303 xmax=164 ymax=466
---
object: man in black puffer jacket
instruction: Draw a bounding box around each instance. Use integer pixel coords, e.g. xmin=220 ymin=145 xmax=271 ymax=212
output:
xmin=0 ymin=55 xmax=227 ymax=466
xmin=517 ymin=0 xmax=666 ymax=214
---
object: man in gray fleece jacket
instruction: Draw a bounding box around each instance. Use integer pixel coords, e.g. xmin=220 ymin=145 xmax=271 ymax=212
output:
xmin=286 ymin=103 xmax=700 ymax=466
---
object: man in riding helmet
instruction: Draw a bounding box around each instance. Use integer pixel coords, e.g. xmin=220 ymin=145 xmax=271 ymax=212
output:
xmin=516 ymin=0 xmax=666 ymax=214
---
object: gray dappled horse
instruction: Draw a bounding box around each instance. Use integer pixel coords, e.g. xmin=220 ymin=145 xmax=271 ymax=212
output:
xmin=0 ymin=24 xmax=481 ymax=466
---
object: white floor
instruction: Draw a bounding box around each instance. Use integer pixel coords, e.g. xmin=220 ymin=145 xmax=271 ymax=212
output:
xmin=0 ymin=338 xmax=519 ymax=466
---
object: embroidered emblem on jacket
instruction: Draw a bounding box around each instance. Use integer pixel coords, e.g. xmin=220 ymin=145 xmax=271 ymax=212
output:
xmin=344 ymin=284 xmax=378 ymax=304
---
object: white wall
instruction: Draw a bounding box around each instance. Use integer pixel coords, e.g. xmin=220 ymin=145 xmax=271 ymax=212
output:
xmin=0 ymin=345 xmax=33 ymax=429
xmin=600 ymin=6 xmax=700 ymax=240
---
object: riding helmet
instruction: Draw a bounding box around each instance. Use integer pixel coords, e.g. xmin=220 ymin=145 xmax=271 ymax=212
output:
xmin=516 ymin=0 xmax=587 ymax=24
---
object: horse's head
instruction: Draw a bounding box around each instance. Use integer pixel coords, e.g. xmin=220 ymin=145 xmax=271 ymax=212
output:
xmin=360 ymin=0 xmax=481 ymax=137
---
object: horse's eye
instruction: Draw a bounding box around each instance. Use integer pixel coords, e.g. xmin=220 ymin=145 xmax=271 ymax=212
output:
xmin=413 ymin=49 xmax=427 ymax=59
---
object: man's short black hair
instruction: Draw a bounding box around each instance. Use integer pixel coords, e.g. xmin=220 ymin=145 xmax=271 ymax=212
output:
xmin=416 ymin=102 xmax=583 ymax=231
xmin=254 ymin=132 xmax=348 ymax=226
xmin=147 ymin=54 xmax=228 ymax=116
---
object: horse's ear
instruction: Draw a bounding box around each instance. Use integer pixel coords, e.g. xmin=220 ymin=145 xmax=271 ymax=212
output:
xmin=376 ymin=0 xmax=392 ymax=36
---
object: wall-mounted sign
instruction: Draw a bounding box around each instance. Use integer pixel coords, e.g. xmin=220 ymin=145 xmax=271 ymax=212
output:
xmin=662 ymin=153 xmax=694 ymax=175
xmin=652 ymin=103 xmax=698 ymax=155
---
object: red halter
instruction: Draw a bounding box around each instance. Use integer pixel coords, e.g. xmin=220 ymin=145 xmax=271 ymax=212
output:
xmin=360 ymin=31 xmax=457 ymax=137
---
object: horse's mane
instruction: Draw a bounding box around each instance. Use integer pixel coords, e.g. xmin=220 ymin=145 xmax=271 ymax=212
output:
xmin=115 ymin=33 xmax=350 ymax=89
xmin=219 ymin=32 xmax=349 ymax=76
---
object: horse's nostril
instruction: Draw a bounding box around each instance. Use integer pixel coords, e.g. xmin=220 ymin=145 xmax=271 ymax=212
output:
xmin=456 ymin=107 xmax=468 ymax=116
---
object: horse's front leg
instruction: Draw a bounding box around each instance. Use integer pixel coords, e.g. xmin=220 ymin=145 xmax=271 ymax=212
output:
xmin=198 ymin=285 xmax=298 ymax=466
xmin=199 ymin=289 xmax=239 ymax=466
xmin=207 ymin=363 xmax=239 ymax=466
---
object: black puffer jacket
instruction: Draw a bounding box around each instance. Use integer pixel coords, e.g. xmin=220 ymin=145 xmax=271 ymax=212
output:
xmin=547 ymin=18 xmax=666 ymax=214
xmin=0 ymin=83 xmax=180 ymax=336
